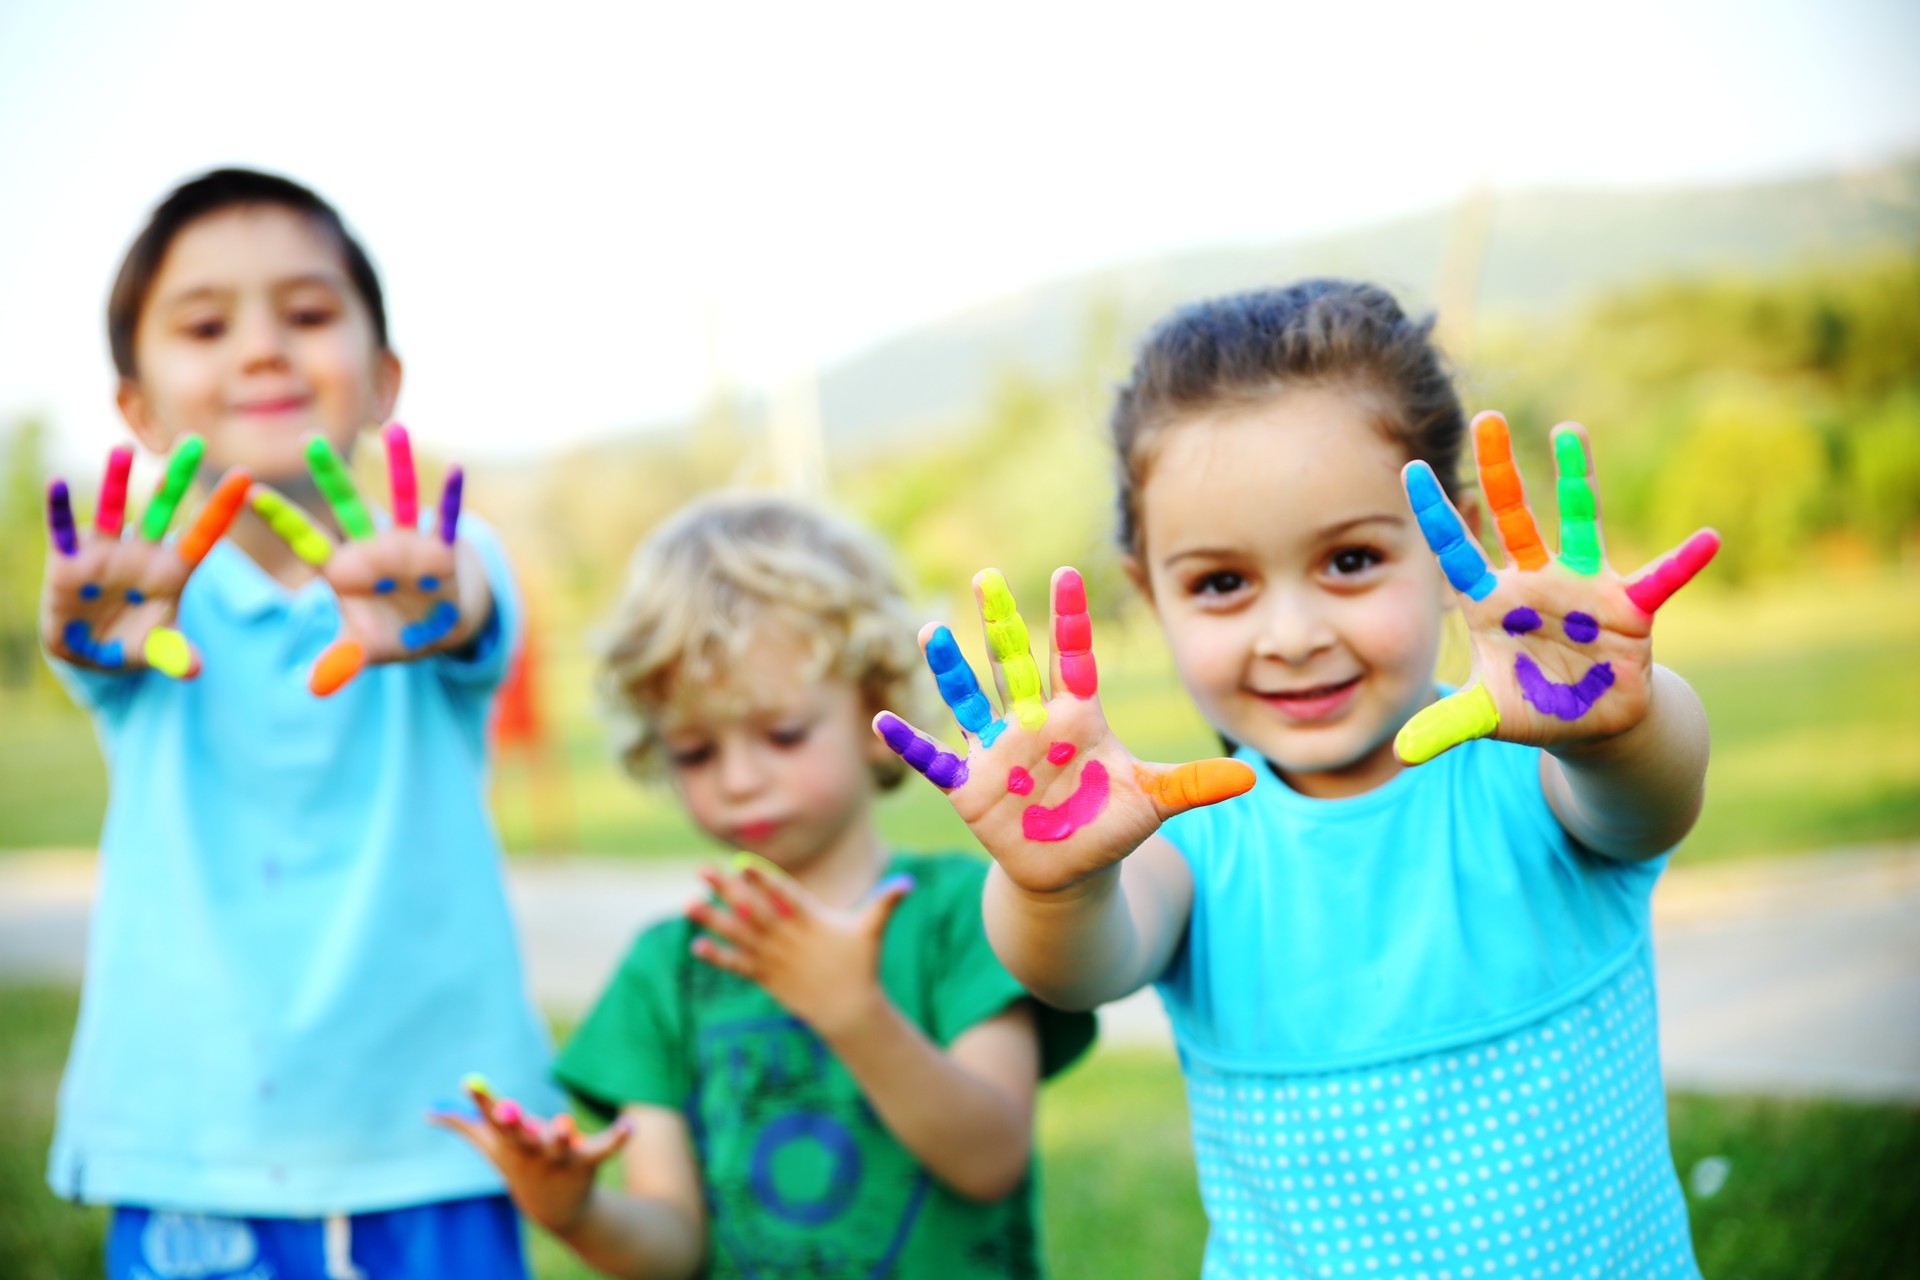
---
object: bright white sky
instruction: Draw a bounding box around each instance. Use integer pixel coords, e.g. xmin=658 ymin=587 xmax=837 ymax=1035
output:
xmin=2 ymin=0 xmax=1916 ymax=469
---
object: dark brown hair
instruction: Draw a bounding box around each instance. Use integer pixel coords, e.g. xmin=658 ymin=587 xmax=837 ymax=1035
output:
xmin=1109 ymin=279 xmax=1466 ymax=555
xmin=108 ymin=168 xmax=390 ymax=379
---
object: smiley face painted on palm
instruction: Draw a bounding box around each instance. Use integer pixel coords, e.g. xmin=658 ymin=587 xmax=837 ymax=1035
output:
xmin=1502 ymin=607 xmax=1614 ymax=720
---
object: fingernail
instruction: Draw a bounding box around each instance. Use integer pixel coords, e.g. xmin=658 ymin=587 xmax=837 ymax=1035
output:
xmin=874 ymin=873 xmax=916 ymax=897
xmin=495 ymin=1099 xmax=523 ymax=1126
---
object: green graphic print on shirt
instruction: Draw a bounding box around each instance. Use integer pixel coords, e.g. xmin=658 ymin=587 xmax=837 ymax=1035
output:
xmin=554 ymin=852 xmax=1095 ymax=1279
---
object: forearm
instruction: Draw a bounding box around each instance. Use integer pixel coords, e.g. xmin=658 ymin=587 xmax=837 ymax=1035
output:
xmin=553 ymin=1186 xmax=705 ymax=1280
xmin=982 ymin=837 xmax=1190 ymax=1010
xmin=815 ymin=998 xmax=1032 ymax=1202
xmin=1543 ymin=664 xmax=1710 ymax=860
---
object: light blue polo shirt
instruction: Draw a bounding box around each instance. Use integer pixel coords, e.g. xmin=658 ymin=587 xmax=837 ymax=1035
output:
xmin=47 ymin=516 xmax=559 ymax=1216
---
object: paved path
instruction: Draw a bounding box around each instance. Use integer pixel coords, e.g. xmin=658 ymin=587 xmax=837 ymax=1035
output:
xmin=4 ymin=844 xmax=1917 ymax=1100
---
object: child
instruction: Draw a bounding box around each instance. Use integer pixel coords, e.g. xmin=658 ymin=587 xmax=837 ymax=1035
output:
xmin=40 ymin=168 xmax=555 ymax=1278
xmin=876 ymin=280 xmax=1720 ymax=1277
xmin=434 ymin=493 xmax=1095 ymax=1278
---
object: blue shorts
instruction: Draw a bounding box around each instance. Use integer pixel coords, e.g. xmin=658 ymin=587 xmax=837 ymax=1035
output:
xmin=106 ymin=1195 xmax=527 ymax=1280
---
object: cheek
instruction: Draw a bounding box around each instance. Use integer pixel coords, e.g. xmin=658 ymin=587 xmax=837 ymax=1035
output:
xmin=1160 ymin=612 xmax=1247 ymax=698
xmin=1352 ymin=579 xmax=1445 ymax=676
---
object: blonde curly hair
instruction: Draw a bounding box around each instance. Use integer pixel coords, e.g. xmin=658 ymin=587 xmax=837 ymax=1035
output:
xmin=599 ymin=491 xmax=928 ymax=788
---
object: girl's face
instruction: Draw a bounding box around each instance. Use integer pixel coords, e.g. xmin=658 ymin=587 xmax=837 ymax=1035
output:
xmin=657 ymin=631 xmax=893 ymax=875
xmin=116 ymin=204 xmax=400 ymax=484
xmin=1132 ymin=385 xmax=1452 ymax=799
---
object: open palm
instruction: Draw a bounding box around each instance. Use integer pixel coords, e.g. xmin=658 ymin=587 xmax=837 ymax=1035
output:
xmin=248 ymin=424 xmax=468 ymax=695
xmin=1396 ymin=412 xmax=1720 ymax=764
xmin=875 ymin=567 xmax=1252 ymax=895
xmin=41 ymin=436 xmax=248 ymax=678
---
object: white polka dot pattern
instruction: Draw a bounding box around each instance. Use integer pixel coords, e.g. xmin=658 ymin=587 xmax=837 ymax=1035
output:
xmin=1181 ymin=954 xmax=1700 ymax=1279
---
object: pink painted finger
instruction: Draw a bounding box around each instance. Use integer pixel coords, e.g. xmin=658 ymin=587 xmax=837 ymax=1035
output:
xmin=1624 ymin=528 xmax=1720 ymax=615
xmin=47 ymin=481 xmax=78 ymax=555
xmin=96 ymin=446 xmax=133 ymax=537
xmin=1051 ymin=566 xmax=1098 ymax=698
xmin=437 ymin=467 xmax=463 ymax=546
xmin=384 ymin=423 xmax=418 ymax=528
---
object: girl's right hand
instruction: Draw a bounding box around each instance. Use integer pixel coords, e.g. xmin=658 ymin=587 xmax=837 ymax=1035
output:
xmin=874 ymin=567 xmax=1253 ymax=896
xmin=39 ymin=436 xmax=249 ymax=679
xmin=430 ymin=1077 xmax=633 ymax=1237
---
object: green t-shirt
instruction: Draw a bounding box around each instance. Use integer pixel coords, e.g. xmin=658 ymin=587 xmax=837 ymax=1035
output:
xmin=554 ymin=851 xmax=1096 ymax=1279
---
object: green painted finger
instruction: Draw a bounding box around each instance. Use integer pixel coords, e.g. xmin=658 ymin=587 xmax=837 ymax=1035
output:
xmin=978 ymin=570 xmax=1047 ymax=729
xmin=251 ymin=488 xmax=334 ymax=565
xmin=1394 ymin=685 xmax=1499 ymax=765
xmin=304 ymin=437 xmax=375 ymax=539
xmin=1553 ymin=431 xmax=1602 ymax=575
xmin=138 ymin=435 xmax=205 ymax=541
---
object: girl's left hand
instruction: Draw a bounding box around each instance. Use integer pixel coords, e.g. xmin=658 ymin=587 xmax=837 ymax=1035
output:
xmin=249 ymin=424 xmax=483 ymax=695
xmin=685 ymin=858 xmax=914 ymax=1039
xmin=1396 ymin=412 xmax=1720 ymax=764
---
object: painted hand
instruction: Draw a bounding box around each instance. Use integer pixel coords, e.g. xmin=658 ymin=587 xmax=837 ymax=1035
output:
xmin=41 ymin=436 xmax=248 ymax=678
xmin=1396 ymin=412 xmax=1721 ymax=764
xmin=429 ymin=1074 xmax=632 ymax=1236
xmin=686 ymin=853 xmax=913 ymax=1038
xmin=250 ymin=424 xmax=468 ymax=694
xmin=874 ymin=567 xmax=1253 ymax=895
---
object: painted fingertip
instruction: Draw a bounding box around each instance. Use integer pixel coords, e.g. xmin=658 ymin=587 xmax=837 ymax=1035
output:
xmin=494 ymin=1099 xmax=523 ymax=1127
xmin=47 ymin=480 xmax=78 ymax=555
xmin=462 ymin=1072 xmax=494 ymax=1100
xmin=438 ymin=467 xmax=464 ymax=546
xmin=144 ymin=628 xmax=198 ymax=680
xmin=873 ymin=872 xmax=916 ymax=897
xmin=308 ymin=638 xmax=366 ymax=696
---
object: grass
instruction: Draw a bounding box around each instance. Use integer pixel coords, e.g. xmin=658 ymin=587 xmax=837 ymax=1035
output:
xmin=4 ymin=983 xmax=1916 ymax=1279
xmin=4 ymin=566 xmax=1918 ymax=863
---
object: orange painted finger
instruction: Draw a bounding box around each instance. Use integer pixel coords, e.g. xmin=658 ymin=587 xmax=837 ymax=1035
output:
xmin=1473 ymin=412 xmax=1549 ymax=570
xmin=175 ymin=469 xmax=251 ymax=568
xmin=1138 ymin=758 xmax=1256 ymax=815
xmin=308 ymin=638 xmax=366 ymax=696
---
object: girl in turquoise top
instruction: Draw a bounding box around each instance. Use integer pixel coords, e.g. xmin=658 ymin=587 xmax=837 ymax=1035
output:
xmin=875 ymin=280 xmax=1721 ymax=1278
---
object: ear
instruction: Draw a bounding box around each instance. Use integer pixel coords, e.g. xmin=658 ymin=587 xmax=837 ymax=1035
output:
xmin=373 ymin=349 xmax=403 ymax=422
xmin=114 ymin=379 xmax=174 ymax=456
xmin=1121 ymin=552 xmax=1153 ymax=602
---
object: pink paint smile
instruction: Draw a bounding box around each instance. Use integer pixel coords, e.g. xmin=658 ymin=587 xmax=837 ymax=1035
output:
xmin=1021 ymin=760 xmax=1110 ymax=842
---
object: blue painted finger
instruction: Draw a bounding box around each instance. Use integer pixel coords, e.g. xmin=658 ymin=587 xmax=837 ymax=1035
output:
xmin=1404 ymin=462 xmax=1496 ymax=601
xmin=926 ymin=626 xmax=996 ymax=738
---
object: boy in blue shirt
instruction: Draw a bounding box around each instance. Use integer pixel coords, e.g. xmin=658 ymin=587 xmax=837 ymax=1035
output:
xmin=39 ymin=168 xmax=554 ymax=1280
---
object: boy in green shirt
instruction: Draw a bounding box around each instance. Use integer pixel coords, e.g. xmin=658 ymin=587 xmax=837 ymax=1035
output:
xmin=436 ymin=494 xmax=1093 ymax=1278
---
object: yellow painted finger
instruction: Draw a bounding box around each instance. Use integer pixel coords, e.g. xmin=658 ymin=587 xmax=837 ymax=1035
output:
xmin=978 ymin=570 xmax=1047 ymax=729
xmin=1394 ymin=685 xmax=1499 ymax=765
xmin=251 ymin=488 xmax=334 ymax=565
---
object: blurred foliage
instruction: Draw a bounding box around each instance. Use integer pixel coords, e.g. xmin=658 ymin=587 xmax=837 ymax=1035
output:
xmin=0 ymin=419 xmax=57 ymax=695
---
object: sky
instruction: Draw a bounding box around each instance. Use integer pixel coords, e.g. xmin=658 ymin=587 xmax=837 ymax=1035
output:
xmin=1 ymin=0 xmax=1916 ymax=469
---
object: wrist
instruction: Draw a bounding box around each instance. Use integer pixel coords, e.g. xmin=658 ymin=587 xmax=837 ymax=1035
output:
xmin=549 ymin=1179 xmax=601 ymax=1241
xmin=808 ymin=980 xmax=896 ymax=1048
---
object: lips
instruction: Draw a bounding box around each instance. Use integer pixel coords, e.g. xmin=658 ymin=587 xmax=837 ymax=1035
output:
xmin=233 ymin=394 xmax=310 ymax=415
xmin=1254 ymin=675 xmax=1361 ymax=722
xmin=734 ymin=819 xmax=781 ymax=841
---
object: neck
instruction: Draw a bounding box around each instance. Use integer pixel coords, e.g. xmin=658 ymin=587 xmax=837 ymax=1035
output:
xmin=787 ymin=811 xmax=890 ymax=908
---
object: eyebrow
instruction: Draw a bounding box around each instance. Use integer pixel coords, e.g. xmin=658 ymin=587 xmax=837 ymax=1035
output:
xmin=1160 ymin=514 xmax=1406 ymax=570
xmin=155 ymin=272 xmax=349 ymax=308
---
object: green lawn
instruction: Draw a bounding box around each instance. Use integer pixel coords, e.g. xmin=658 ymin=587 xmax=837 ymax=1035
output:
xmin=4 ymin=983 xmax=1916 ymax=1279
xmin=6 ymin=568 xmax=1917 ymax=863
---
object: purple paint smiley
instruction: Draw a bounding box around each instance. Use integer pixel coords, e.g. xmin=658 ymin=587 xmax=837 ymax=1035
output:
xmin=1510 ymin=609 xmax=1613 ymax=720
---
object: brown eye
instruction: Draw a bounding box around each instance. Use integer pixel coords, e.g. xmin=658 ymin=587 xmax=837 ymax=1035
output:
xmin=1190 ymin=570 xmax=1246 ymax=597
xmin=768 ymin=724 xmax=810 ymax=749
xmin=667 ymin=744 xmax=714 ymax=768
xmin=1327 ymin=546 xmax=1382 ymax=577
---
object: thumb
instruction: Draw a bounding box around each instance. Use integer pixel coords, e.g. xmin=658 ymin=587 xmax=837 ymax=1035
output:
xmin=1139 ymin=757 xmax=1256 ymax=819
xmin=859 ymin=873 xmax=916 ymax=938
xmin=142 ymin=627 xmax=203 ymax=681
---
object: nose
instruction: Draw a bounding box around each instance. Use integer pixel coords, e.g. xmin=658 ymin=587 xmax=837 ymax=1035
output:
xmin=715 ymin=740 xmax=768 ymax=800
xmin=233 ymin=301 xmax=290 ymax=372
xmin=1250 ymin=586 xmax=1336 ymax=666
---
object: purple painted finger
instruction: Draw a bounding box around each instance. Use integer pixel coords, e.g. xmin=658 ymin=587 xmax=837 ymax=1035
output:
xmin=437 ymin=467 xmax=464 ymax=546
xmin=875 ymin=712 xmax=969 ymax=789
xmin=47 ymin=481 xmax=78 ymax=556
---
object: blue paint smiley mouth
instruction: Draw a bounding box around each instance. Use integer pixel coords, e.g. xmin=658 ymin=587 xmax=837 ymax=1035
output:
xmin=1515 ymin=654 xmax=1614 ymax=720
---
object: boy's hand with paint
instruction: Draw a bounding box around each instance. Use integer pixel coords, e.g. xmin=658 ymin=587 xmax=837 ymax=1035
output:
xmin=431 ymin=1077 xmax=634 ymax=1239
xmin=40 ymin=435 xmax=248 ymax=678
xmin=1394 ymin=413 xmax=1720 ymax=767
xmin=686 ymin=856 xmax=917 ymax=1039
xmin=251 ymin=425 xmax=490 ymax=694
xmin=875 ymin=568 xmax=1254 ymax=898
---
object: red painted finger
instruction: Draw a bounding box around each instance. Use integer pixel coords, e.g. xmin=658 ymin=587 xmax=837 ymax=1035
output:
xmin=1624 ymin=529 xmax=1720 ymax=615
xmin=96 ymin=446 xmax=133 ymax=537
xmin=384 ymin=423 xmax=418 ymax=529
xmin=1051 ymin=566 xmax=1098 ymax=698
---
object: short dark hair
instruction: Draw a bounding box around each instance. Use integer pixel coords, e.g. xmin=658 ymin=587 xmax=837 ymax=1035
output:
xmin=1108 ymin=279 xmax=1467 ymax=556
xmin=107 ymin=167 xmax=390 ymax=378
